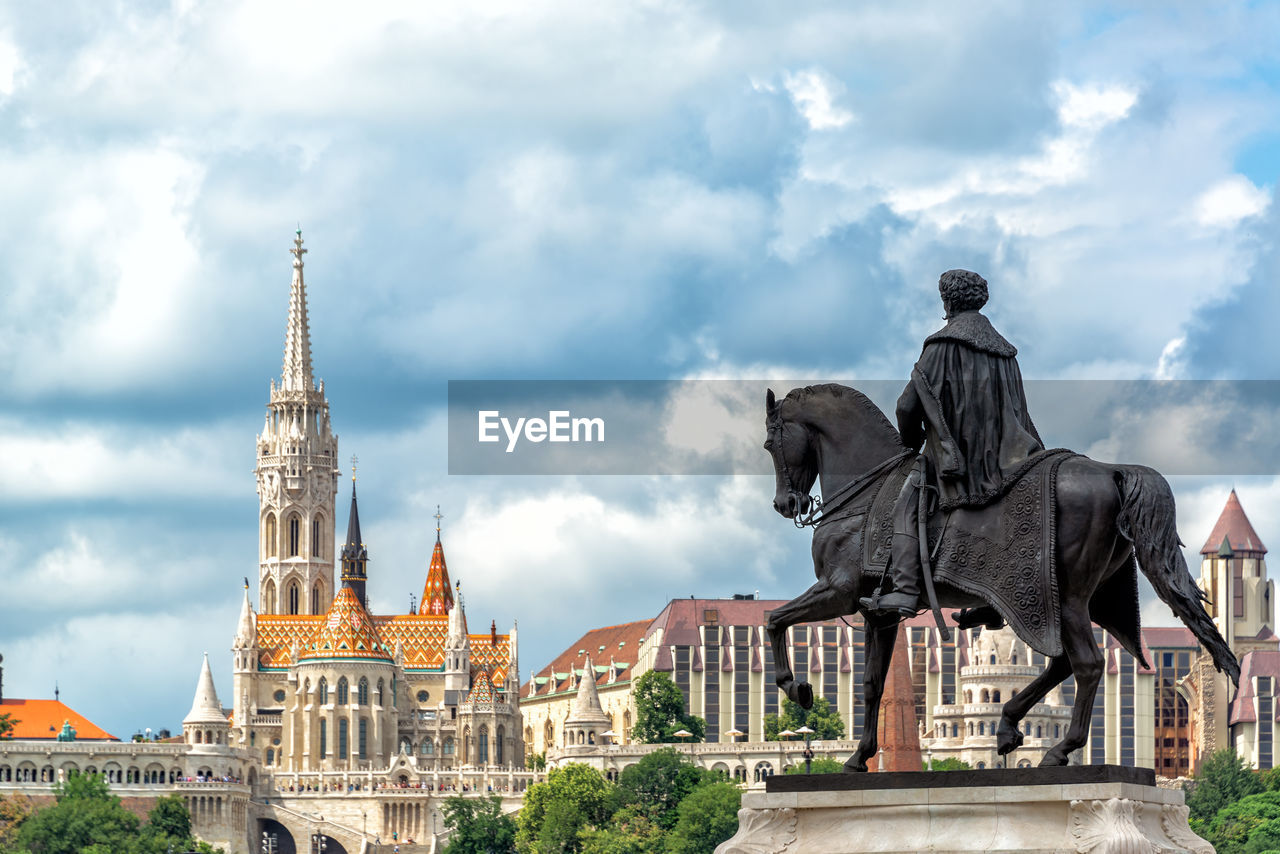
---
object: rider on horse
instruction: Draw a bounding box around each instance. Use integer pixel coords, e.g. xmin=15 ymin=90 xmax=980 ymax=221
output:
xmin=861 ymin=269 xmax=1045 ymax=619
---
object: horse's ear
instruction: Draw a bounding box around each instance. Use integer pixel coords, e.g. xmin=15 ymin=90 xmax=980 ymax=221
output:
xmin=766 ymin=388 xmax=776 ymax=411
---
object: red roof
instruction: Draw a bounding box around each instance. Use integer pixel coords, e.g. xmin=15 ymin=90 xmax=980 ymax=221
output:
xmin=523 ymin=620 xmax=650 ymax=698
xmin=1201 ymin=490 xmax=1267 ymax=555
xmin=0 ymin=699 xmax=118 ymax=741
xmin=419 ymin=536 xmax=455 ymax=616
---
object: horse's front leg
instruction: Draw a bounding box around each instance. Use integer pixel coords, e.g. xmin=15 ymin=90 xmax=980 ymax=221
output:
xmin=847 ymin=616 xmax=898 ymax=772
xmin=767 ymin=578 xmax=853 ymax=709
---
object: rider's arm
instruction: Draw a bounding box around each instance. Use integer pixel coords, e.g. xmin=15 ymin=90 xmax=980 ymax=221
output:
xmin=895 ymin=381 xmax=926 ymax=452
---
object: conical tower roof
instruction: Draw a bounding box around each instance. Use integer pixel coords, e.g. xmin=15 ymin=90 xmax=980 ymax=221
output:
xmin=299 ymin=586 xmax=392 ymax=663
xmin=184 ymin=653 xmax=228 ymax=725
xmin=342 ymin=483 xmax=367 ymax=564
xmin=233 ymin=584 xmax=255 ymax=649
xmin=420 ymin=533 xmax=455 ymax=616
xmin=1200 ymin=489 xmax=1267 ymax=555
xmin=567 ymin=656 xmax=610 ymax=725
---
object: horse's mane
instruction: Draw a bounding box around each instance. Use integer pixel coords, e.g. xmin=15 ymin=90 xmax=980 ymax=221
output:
xmin=783 ymin=383 xmax=904 ymax=449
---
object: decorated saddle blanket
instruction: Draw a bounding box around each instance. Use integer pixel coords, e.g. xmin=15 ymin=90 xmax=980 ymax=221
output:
xmin=863 ymin=448 xmax=1078 ymax=657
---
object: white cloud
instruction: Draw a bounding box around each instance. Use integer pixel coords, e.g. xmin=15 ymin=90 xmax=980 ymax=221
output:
xmin=783 ymin=69 xmax=854 ymax=130
xmin=0 ymin=29 xmax=25 ymax=98
xmin=1053 ymin=81 xmax=1137 ymax=130
xmin=1196 ymin=175 xmax=1271 ymax=227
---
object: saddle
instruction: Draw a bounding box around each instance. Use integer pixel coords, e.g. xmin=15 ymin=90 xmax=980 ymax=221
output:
xmin=864 ymin=448 xmax=1079 ymax=657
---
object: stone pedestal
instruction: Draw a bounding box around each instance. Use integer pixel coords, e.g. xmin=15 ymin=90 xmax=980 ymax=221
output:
xmin=716 ymin=765 xmax=1211 ymax=854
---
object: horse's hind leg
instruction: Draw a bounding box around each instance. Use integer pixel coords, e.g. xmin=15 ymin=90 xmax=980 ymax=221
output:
xmin=767 ymin=578 xmax=852 ymax=709
xmin=996 ymin=654 xmax=1070 ymax=756
xmin=1041 ymin=616 xmax=1104 ymax=767
xmin=846 ymin=617 xmax=898 ymax=773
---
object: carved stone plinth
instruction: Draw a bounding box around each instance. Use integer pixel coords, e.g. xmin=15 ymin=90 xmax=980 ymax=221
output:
xmin=716 ymin=766 xmax=1211 ymax=854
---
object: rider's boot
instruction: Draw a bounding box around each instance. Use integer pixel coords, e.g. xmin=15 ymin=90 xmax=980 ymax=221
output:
xmin=860 ymin=531 xmax=924 ymax=618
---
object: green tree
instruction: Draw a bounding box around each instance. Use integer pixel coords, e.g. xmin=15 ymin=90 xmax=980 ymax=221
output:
xmin=1201 ymin=789 xmax=1280 ymax=854
xmin=783 ymin=758 xmax=844 ymax=775
xmin=0 ymin=712 xmax=16 ymax=739
xmin=631 ymin=672 xmax=706 ymax=744
xmin=0 ymin=794 xmax=35 ymax=850
xmin=665 ymin=781 xmax=741 ymax=854
xmin=577 ymin=806 xmax=664 ymax=854
xmin=1187 ymin=749 xmax=1264 ymax=824
xmin=763 ymin=698 xmax=845 ymax=741
xmin=614 ymin=748 xmax=718 ymax=830
xmin=16 ymin=773 xmax=143 ymax=854
xmin=526 ymin=752 xmax=547 ymax=772
xmin=924 ymin=757 xmax=972 ymax=771
xmin=442 ymin=795 xmax=517 ymax=854
xmin=141 ymin=794 xmax=192 ymax=850
xmin=516 ymin=763 xmax=613 ymax=854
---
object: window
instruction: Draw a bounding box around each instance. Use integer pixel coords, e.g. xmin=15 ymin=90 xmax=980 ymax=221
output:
xmin=265 ymin=514 xmax=277 ymax=559
xmin=273 ymin=689 xmax=286 ymax=703
xmin=443 ymin=737 xmax=455 ymax=756
xmin=497 ymin=726 xmax=505 ymax=766
xmin=421 ymin=740 xmax=434 ymax=756
xmin=318 ymin=678 xmax=329 ymax=704
xmin=319 ymin=720 xmax=327 ymax=758
xmin=417 ymin=690 xmax=430 ymax=703
xmin=358 ymin=678 xmax=369 ymax=705
xmin=311 ymin=585 xmax=320 ymax=615
xmin=703 ymin=609 xmax=719 ymax=624
xmin=338 ymin=677 xmax=349 ymax=705
xmin=289 ymin=516 xmax=300 ymax=557
xmin=359 ymin=719 xmax=368 ymax=760
xmin=266 ymin=749 xmax=274 ymax=765
xmin=313 ymin=517 xmax=322 ymax=558
xmin=479 ymin=728 xmax=489 ymax=764
xmin=288 ymin=582 xmax=300 ymax=615
xmin=376 ymin=679 xmax=385 ymax=706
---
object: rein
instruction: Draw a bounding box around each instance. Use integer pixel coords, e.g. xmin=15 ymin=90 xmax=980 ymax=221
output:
xmin=792 ymin=450 xmax=913 ymax=529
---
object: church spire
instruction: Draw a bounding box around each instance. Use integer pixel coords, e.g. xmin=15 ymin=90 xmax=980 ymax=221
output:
xmin=341 ymin=462 xmax=368 ymax=604
xmin=281 ymin=229 xmax=315 ymax=394
xmin=420 ymin=506 xmax=455 ymax=616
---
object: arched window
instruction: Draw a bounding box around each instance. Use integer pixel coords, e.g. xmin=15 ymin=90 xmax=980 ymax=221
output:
xmin=496 ymin=726 xmax=505 ymax=766
xmin=319 ymin=719 xmax=327 ymax=758
xmin=421 ymin=740 xmax=434 ymax=755
xmin=265 ymin=514 xmax=278 ymax=559
xmin=544 ymin=719 xmax=554 ymax=750
xmin=1011 ymin=652 xmax=1018 ymax=665
xmin=754 ymin=762 xmax=774 ymax=782
xmin=980 ymin=689 xmax=989 ymax=703
xmin=443 ymin=737 xmax=455 ymax=756
xmin=1055 ymin=724 xmax=1061 ymax=738
xmin=376 ymin=679 xmax=385 ymax=706
xmin=951 ymin=724 xmax=959 ymax=737
xmin=311 ymin=584 xmax=320 ymax=615
xmin=358 ymin=678 xmax=369 ymax=706
xmin=266 ymin=748 xmax=274 ymax=765
xmin=288 ymin=515 xmax=301 ymax=557
xmin=338 ymin=719 xmax=349 ymax=758
xmin=318 ymin=678 xmax=329 ymax=704
xmin=479 ymin=727 xmax=489 ymax=765
xmin=979 ymin=722 xmax=985 ymax=736
xmin=338 ymin=677 xmax=349 ymax=705
xmin=989 ymin=654 xmax=997 ymax=665
xmin=312 ymin=516 xmax=323 ymax=558
xmin=358 ymin=719 xmax=368 ymax=760
xmin=992 ymin=690 xmax=1001 ymax=703
xmin=1036 ymin=725 xmax=1043 ymax=738
xmin=288 ymin=582 xmax=300 ymax=615
xmin=263 ymin=580 xmax=277 ymax=614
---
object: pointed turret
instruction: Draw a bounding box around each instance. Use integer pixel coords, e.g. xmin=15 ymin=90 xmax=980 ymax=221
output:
xmin=233 ymin=583 xmax=256 ymax=650
xmin=281 ymin=229 xmax=315 ymax=394
xmin=563 ymin=655 xmax=612 ymax=747
xmin=446 ymin=582 xmax=469 ymax=649
xmin=1201 ymin=489 xmax=1267 ymax=556
xmin=184 ymin=654 xmax=227 ymax=725
xmin=444 ymin=581 xmax=470 ymax=692
xmin=420 ymin=509 xmax=455 ymax=615
xmin=340 ymin=480 xmax=369 ymax=604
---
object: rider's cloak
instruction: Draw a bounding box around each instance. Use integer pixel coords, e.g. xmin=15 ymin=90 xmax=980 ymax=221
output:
xmin=896 ymin=310 xmax=1044 ymax=510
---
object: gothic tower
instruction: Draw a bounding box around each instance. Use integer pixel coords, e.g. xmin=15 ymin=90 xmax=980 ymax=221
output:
xmin=1199 ymin=489 xmax=1273 ymax=653
xmin=255 ymin=230 xmax=340 ymax=615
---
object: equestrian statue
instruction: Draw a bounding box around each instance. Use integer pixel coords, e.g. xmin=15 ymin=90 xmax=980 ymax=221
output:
xmin=763 ymin=269 xmax=1238 ymax=771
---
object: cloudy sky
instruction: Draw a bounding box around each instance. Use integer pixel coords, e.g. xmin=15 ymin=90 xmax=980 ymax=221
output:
xmin=1 ymin=1 xmax=1278 ymax=740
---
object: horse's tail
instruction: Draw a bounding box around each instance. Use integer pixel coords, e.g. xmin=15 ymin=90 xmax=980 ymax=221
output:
xmin=1115 ymin=465 xmax=1240 ymax=687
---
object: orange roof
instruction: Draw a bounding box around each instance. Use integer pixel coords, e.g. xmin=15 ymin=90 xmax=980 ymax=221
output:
xmin=1201 ymin=489 xmax=1267 ymax=555
xmin=523 ymin=620 xmax=650 ymax=698
xmin=420 ymin=536 xmax=455 ymax=616
xmin=299 ymin=586 xmax=393 ymax=663
xmin=1 ymin=699 xmax=118 ymax=741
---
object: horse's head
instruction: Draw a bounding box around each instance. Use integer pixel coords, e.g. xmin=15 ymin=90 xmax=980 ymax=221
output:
xmin=764 ymin=388 xmax=818 ymax=519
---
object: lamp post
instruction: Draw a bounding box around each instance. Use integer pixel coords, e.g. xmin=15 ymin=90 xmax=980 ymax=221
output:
xmin=796 ymin=726 xmax=815 ymax=774
xmin=311 ymin=833 xmax=328 ymax=854
xmin=261 ymin=831 xmax=277 ymax=854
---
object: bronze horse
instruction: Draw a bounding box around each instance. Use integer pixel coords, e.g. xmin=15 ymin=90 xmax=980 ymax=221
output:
xmin=763 ymin=383 xmax=1238 ymax=771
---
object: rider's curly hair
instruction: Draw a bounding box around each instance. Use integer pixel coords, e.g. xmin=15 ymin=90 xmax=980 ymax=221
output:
xmin=938 ymin=269 xmax=988 ymax=312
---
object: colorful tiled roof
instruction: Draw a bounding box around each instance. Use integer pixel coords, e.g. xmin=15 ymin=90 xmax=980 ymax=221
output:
xmin=420 ymin=536 xmax=455 ymax=616
xmin=1201 ymin=489 xmax=1267 ymax=555
xmin=298 ymin=586 xmax=393 ymax=663
xmin=466 ymin=670 xmax=495 ymax=704
xmin=0 ymin=699 xmax=118 ymax=741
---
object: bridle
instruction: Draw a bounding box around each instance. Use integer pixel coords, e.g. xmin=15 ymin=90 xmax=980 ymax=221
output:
xmin=768 ymin=407 xmax=912 ymax=529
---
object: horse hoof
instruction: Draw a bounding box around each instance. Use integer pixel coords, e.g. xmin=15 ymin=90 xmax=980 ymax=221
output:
xmin=843 ymin=757 xmax=867 ymax=773
xmin=1039 ymin=751 xmax=1068 ymax=767
xmin=796 ymin=682 xmax=814 ymax=710
xmin=996 ymin=722 xmax=1024 ymax=756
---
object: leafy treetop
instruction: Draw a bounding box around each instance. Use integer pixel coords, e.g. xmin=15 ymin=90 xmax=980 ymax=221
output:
xmin=631 ymin=671 xmax=706 ymax=744
xmin=763 ymin=697 xmax=845 ymax=741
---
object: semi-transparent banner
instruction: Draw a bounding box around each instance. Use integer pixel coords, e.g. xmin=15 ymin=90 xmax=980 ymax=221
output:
xmin=447 ymin=380 xmax=1280 ymax=475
